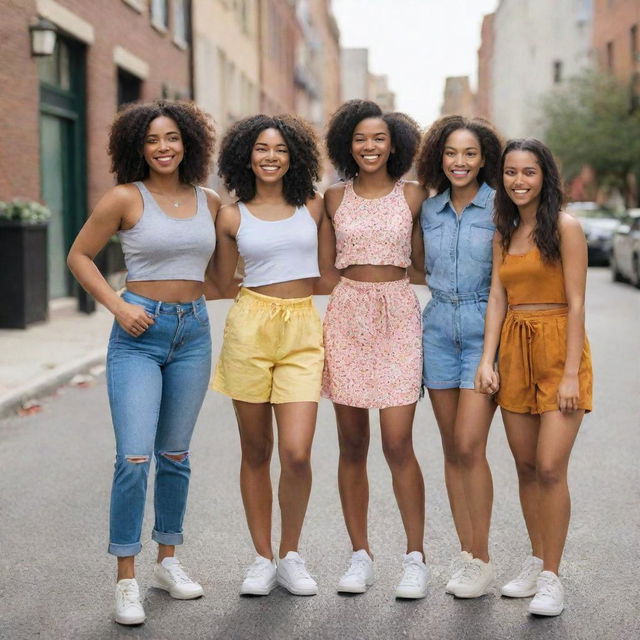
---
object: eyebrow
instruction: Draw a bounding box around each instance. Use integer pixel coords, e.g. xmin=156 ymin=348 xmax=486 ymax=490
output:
xmin=147 ymin=130 xmax=180 ymax=136
xmin=354 ymin=131 xmax=388 ymax=137
xmin=504 ymin=165 xmax=538 ymax=170
xmin=444 ymin=145 xmax=479 ymax=151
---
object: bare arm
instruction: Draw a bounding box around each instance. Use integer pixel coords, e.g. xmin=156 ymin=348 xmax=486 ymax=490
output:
xmin=475 ymin=233 xmax=508 ymax=394
xmin=207 ymin=203 xmax=241 ymax=298
xmin=557 ymin=213 xmax=588 ymax=412
xmin=314 ymin=184 xmax=342 ymax=295
xmin=67 ymin=185 xmax=155 ymax=335
xmin=200 ymin=187 xmax=224 ymax=300
xmin=404 ymin=181 xmax=427 ymax=285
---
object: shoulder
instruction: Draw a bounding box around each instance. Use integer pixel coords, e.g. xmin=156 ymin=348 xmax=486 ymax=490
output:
xmin=94 ymin=183 xmax=140 ymax=218
xmin=402 ymin=180 xmax=428 ymax=214
xmin=200 ymin=186 xmax=222 ymax=210
xmin=558 ymin=211 xmax=587 ymax=246
xmin=305 ymin=191 xmax=324 ymax=222
xmin=217 ymin=202 xmax=241 ymax=235
xmin=324 ymin=182 xmax=347 ymax=217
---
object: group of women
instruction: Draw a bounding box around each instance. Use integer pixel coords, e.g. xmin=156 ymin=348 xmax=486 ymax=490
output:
xmin=67 ymin=98 xmax=593 ymax=627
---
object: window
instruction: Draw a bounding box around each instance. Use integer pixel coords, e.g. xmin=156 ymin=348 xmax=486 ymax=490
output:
xmin=631 ymin=25 xmax=638 ymax=63
xmin=151 ymin=0 xmax=169 ymax=31
xmin=117 ymin=68 xmax=142 ymax=108
xmin=173 ymin=0 xmax=190 ymax=47
xmin=553 ymin=60 xmax=563 ymax=84
xmin=607 ymin=41 xmax=614 ymax=70
xmin=121 ymin=0 xmax=144 ymax=12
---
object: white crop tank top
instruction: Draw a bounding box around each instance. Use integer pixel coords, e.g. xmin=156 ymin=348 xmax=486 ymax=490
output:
xmin=119 ymin=181 xmax=215 ymax=282
xmin=235 ymin=201 xmax=320 ymax=287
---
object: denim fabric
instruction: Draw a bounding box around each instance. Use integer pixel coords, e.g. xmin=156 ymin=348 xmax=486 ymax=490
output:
xmin=420 ymin=183 xmax=495 ymax=389
xmin=106 ymin=290 xmax=212 ymax=556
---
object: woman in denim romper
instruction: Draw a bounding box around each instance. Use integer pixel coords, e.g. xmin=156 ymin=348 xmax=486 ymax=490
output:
xmin=67 ymin=101 xmax=219 ymax=625
xmin=413 ymin=116 xmax=502 ymax=598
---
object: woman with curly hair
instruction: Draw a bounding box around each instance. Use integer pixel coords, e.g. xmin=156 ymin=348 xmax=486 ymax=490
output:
xmin=414 ymin=115 xmax=502 ymax=598
xmin=210 ymin=114 xmax=326 ymax=597
xmin=67 ymin=100 xmax=219 ymax=625
xmin=320 ymin=99 xmax=429 ymax=598
xmin=475 ymin=139 xmax=592 ymax=616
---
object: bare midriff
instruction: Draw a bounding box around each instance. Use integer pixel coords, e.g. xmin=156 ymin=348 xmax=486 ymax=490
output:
xmin=342 ymin=264 xmax=407 ymax=283
xmin=248 ymin=277 xmax=316 ymax=299
xmin=127 ymin=280 xmax=205 ymax=303
xmin=509 ymin=302 xmax=568 ymax=311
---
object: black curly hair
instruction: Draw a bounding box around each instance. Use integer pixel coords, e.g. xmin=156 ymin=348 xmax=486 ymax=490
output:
xmin=495 ymin=138 xmax=564 ymax=262
xmin=326 ymin=99 xmax=420 ymax=180
xmin=217 ymin=114 xmax=320 ymax=207
xmin=416 ymin=115 xmax=502 ymax=193
xmin=108 ymin=100 xmax=215 ymax=185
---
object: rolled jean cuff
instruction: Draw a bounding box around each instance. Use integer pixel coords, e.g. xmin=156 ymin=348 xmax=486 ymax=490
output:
xmin=108 ymin=541 xmax=142 ymax=557
xmin=152 ymin=529 xmax=183 ymax=546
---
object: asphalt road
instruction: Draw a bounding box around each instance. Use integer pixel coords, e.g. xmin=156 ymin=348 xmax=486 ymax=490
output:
xmin=1 ymin=268 xmax=638 ymax=640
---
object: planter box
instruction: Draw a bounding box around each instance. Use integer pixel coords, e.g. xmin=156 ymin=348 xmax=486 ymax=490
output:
xmin=0 ymin=220 xmax=48 ymax=328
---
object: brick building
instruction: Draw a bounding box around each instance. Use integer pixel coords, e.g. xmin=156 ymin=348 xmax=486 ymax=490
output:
xmin=475 ymin=12 xmax=494 ymax=121
xmin=440 ymin=76 xmax=475 ymax=118
xmin=0 ymin=0 xmax=191 ymax=303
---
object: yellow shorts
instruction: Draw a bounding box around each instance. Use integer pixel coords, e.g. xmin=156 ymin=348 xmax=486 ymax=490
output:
xmin=212 ymin=288 xmax=324 ymax=404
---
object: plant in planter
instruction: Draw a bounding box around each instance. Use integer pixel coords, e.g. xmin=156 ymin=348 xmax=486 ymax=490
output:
xmin=0 ymin=198 xmax=52 ymax=328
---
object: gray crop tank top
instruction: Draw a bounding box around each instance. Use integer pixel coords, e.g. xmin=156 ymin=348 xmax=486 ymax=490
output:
xmin=236 ymin=201 xmax=320 ymax=287
xmin=119 ymin=181 xmax=216 ymax=282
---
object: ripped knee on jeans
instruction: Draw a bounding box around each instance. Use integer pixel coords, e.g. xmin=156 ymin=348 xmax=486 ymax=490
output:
xmin=160 ymin=450 xmax=189 ymax=462
xmin=125 ymin=455 xmax=149 ymax=464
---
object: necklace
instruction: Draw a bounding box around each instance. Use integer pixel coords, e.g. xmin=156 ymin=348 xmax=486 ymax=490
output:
xmin=149 ymin=189 xmax=183 ymax=207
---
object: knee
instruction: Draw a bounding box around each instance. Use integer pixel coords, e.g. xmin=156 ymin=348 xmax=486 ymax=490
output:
xmin=536 ymin=462 xmax=565 ymax=487
xmin=455 ymin=439 xmax=484 ymax=468
xmin=382 ymin=437 xmax=413 ymax=468
xmin=242 ymin=438 xmax=273 ymax=469
xmin=514 ymin=459 xmax=537 ymax=483
xmin=280 ymin=448 xmax=311 ymax=476
xmin=339 ymin=433 xmax=369 ymax=464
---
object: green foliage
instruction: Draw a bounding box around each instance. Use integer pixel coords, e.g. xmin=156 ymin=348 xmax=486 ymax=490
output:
xmin=541 ymin=71 xmax=640 ymax=203
xmin=0 ymin=198 xmax=52 ymax=224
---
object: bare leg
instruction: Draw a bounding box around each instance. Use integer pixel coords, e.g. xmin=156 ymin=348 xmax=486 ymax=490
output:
xmin=334 ymin=403 xmax=371 ymax=554
xmin=380 ymin=403 xmax=425 ymax=556
xmin=502 ymin=409 xmax=543 ymax=559
xmin=117 ymin=557 xmax=135 ymax=581
xmin=536 ymin=410 xmax=583 ymax=574
xmin=453 ymin=390 xmax=496 ymax=562
xmin=273 ymin=402 xmax=318 ymax=558
xmin=233 ymin=400 xmax=274 ymax=559
xmin=428 ymin=388 xmax=472 ymax=552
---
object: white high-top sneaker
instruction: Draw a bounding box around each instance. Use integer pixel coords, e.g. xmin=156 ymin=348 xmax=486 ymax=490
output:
xmin=528 ymin=571 xmax=565 ymax=616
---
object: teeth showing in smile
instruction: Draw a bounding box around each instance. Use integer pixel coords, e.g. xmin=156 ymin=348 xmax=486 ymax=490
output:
xmin=513 ymin=189 xmax=528 ymax=194
xmin=261 ymin=166 xmax=278 ymax=172
xmin=451 ymin=170 xmax=468 ymax=176
xmin=362 ymin=155 xmax=379 ymax=161
xmin=156 ymin=156 xmax=173 ymax=164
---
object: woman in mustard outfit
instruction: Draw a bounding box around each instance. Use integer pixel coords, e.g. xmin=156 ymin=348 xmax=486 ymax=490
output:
xmin=475 ymin=138 xmax=592 ymax=617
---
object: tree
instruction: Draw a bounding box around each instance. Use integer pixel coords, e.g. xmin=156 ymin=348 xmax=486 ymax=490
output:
xmin=541 ymin=71 xmax=640 ymax=207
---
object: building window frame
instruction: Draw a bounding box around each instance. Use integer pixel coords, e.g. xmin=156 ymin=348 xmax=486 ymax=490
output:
xmin=121 ymin=0 xmax=144 ymax=13
xmin=553 ymin=60 xmax=563 ymax=84
xmin=173 ymin=0 xmax=190 ymax=49
xmin=151 ymin=0 xmax=169 ymax=33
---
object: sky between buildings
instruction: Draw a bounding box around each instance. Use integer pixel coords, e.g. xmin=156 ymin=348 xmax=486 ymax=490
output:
xmin=333 ymin=0 xmax=500 ymax=127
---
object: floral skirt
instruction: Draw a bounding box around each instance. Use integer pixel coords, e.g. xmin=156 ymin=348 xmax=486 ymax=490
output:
xmin=321 ymin=277 xmax=422 ymax=409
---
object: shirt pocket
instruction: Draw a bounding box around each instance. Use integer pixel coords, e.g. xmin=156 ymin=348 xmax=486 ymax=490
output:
xmin=469 ymin=223 xmax=495 ymax=263
xmin=423 ymin=222 xmax=444 ymax=272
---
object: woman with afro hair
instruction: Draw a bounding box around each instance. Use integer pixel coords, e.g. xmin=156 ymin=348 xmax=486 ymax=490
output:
xmin=67 ymin=100 xmax=220 ymax=625
xmin=413 ymin=115 xmax=502 ymax=599
xmin=210 ymin=114 xmax=327 ymax=597
xmin=320 ymin=99 xmax=429 ymax=598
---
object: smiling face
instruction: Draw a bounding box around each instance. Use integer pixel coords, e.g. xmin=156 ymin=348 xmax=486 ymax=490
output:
xmin=503 ymin=150 xmax=544 ymax=211
xmin=441 ymin=128 xmax=484 ymax=191
xmin=143 ymin=116 xmax=184 ymax=175
xmin=250 ymin=127 xmax=290 ymax=183
xmin=351 ymin=117 xmax=392 ymax=174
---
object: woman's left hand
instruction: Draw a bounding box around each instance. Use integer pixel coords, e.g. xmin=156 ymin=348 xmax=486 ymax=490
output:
xmin=557 ymin=373 xmax=579 ymax=412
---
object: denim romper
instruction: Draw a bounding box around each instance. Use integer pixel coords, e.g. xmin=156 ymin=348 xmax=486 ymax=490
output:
xmin=420 ymin=182 xmax=495 ymax=389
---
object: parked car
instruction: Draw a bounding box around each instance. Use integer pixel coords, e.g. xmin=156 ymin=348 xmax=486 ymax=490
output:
xmin=567 ymin=202 xmax=621 ymax=266
xmin=611 ymin=209 xmax=640 ymax=287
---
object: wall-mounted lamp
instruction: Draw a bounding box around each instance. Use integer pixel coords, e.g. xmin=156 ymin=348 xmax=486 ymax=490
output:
xmin=30 ymin=18 xmax=58 ymax=57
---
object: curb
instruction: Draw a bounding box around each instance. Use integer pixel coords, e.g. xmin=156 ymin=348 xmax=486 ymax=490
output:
xmin=0 ymin=348 xmax=107 ymax=419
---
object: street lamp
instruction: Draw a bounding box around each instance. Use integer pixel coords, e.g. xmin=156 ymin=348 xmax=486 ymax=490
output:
xmin=29 ymin=18 xmax=57 ymax=57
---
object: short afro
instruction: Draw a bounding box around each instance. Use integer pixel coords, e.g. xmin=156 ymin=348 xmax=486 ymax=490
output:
xmin=417 ymin=115 xmax=502 ymax=193
xmin=326 ymin=99 xmax=420 ymax=180
xmin=108 ymin=100 xmax=215 ymax=185
xmin=217 ymin=114 xmax=320 ymax=207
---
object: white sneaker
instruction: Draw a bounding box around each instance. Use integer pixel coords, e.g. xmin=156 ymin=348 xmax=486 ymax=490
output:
xmin=276 ymin=551 xmax=318 ymax=596
xmin=114 ymin=578 xmax=145 ymax=626
xmin=445 ymin=551 xmax=473 ymax=594
xmin=453 ymin=557 xmax=495 ymax=598
xmin=528 ymin=571 xmax=565 ymax=616
xmin=152 ymin=557 xmax=204 ymax=599
xmin=240 ymin=556 xmax=277 ymax=595
xmin=395 ymin=551 xmax=429 ymax=599
xmin=501 ymin=556 xmax=543 ymax=598
xmin=337 ymin=549 xmax=374 ymax=594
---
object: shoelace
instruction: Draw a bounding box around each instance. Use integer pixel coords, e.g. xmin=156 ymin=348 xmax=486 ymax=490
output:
xmin=164 ymin=560 xmax=193 ymax=585
xmin=535 ymin=576 xmax=558 ymax=600
xmin=288 ymin=557 xmax=313 ymax=581
xmin=118 ymin=583 xmax=140 ymax=608
xmin=400 ymin=561 xmax=423 ymax=586
xmin=458 ymin=562 xmax=482 ymax=584
xmin=247 ymin=559 xmax=271 ymax=578
xmin=345 ymin=557 xmax=369 ymax=578
xmin=513 ymin=559 xmax=540 ymax=584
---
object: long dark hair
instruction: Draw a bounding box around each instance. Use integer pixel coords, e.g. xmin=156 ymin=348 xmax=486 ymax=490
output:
xmin=495 ymin=138 xmax=563 ymax=262
xmin=416 ymin=115 xmax=502 ymax=193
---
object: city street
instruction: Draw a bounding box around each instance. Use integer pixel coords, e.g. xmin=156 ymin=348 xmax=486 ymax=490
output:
xmin=1 ymin=267 xmax=638 ymax=640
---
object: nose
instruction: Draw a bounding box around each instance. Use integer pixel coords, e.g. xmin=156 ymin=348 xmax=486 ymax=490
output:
xmin=363 ymin=138 xmax=375 ymax=151
xmin=267 ymin=148 xmax=276 ymax=159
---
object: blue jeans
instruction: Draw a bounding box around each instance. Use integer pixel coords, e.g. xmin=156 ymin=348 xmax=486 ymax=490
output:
xmin=106 ymin=291 xmax=212 ymax=557
xmin=422 ymin=289 xmax=488 ymax=390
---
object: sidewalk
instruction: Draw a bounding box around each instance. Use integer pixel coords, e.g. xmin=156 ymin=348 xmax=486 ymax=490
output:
xmin=0 ymin=298 xmax=113 ymax=417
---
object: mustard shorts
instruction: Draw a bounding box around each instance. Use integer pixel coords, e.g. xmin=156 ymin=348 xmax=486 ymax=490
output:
xmin=497 ymin=307 xmax=593 ymax=414
xmin=212 ymin=288 xmax=324 ymax=404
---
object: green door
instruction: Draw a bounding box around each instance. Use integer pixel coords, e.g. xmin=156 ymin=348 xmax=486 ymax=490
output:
xmin=38 ymin=37 xmax=86 ymax=299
